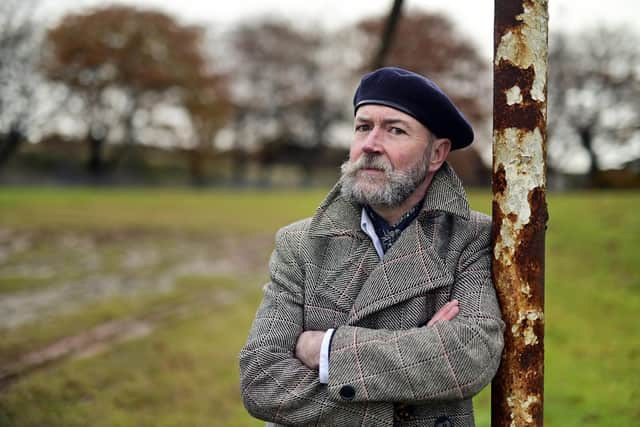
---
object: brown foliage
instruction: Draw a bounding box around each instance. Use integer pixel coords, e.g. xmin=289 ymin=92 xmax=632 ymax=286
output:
xmin=45 ymin=6 xmax=206 ymax=92
xmin=228 ymin=20 xmax=344 ymax=156
xmin=43 ymin=5 xmax=231 ymax=178
xmin=230 ymin=20 xmax=324 ymax=111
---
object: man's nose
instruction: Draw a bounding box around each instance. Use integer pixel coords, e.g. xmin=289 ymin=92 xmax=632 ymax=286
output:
xmin=362 ymin=127 xmax=383 ymax=154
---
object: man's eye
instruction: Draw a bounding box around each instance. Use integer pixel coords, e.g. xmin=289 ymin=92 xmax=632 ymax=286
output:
xmin=389 ymin=127 xmax=407 ymax=135
xmin=355 ymin=124 xmax=370 ymax=132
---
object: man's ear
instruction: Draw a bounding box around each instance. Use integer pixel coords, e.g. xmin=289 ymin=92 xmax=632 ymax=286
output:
xmin=429 ymin=138 xmax=452 ymax=172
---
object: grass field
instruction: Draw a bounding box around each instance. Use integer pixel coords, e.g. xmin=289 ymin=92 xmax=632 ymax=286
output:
xmin=0 ymin=187 xmax=638 ymax=426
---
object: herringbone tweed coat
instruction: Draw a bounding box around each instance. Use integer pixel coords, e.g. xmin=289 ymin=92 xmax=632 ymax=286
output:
xmin=240 ymin=163 xmax=504 ymax=426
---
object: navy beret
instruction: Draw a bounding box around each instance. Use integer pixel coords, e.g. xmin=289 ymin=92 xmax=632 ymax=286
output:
xmin=353 ymin=67 xmax=474 ymax=150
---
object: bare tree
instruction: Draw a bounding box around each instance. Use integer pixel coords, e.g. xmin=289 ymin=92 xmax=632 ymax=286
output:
xmin=225 ymin=19 xmax=347 ymax=185
xmin=183 ymin=72 xmax=231 ymax=185
xmin=549 ymin=26 xmax=640 ymax=183
xmin=0 ymin=0 xmax=42 ymax=167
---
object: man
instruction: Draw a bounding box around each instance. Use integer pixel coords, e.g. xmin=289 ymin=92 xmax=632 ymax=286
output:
xmin=240 ymin=67 xmax=504 ymax=426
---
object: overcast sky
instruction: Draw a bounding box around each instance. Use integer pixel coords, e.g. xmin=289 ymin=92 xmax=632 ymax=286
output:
xmin=39 ymin=0 xmax=639 ymax=59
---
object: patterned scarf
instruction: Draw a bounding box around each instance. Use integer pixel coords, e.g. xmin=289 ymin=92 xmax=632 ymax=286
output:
xmin=364 ymin=200 xmax=424 ymax=253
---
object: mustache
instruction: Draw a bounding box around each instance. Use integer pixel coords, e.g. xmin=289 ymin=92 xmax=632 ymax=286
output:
xmin=341 ymin=154 xmax=393 ymax=176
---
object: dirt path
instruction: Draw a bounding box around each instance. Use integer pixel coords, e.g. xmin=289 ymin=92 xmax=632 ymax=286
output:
xmin=0 ymin=230 xmax=272 ymax=390
xmin=0 ymin=231 xmax=272 ymax=328
xmin=0 ymin=278 xmax=244 ymax=391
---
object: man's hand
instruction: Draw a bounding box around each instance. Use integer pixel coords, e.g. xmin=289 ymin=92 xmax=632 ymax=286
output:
xmin=295 ymin=330 xmax=325 ymax=369
xmin=427 ymin=299 xmax=459 ymax=327
xmin=294 ymin=301 xmax=458 ymax=369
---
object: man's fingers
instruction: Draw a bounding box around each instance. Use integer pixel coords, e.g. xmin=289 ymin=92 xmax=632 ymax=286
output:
xmin=426 ymin=300 xmax=459 ymax=327
xmin=445 ymin=303 xmax=459 ymax=320
xmin=427 ymin=304 xmax=452 ymax=326
xmin=427 ymin=302 xmax=449 ymax=326
xmin=443 ymin=300 xmax=459 ymax=320
xmin=427 ymin=301 xmax=455 ymax=326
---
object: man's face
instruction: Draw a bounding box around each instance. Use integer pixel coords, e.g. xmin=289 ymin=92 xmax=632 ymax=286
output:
xmin=340 ymin=104 xmax=433 ymax=207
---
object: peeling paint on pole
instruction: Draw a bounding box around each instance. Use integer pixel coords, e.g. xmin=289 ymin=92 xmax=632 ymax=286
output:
xmin=492 ymin=1 xmax=548 ymax=426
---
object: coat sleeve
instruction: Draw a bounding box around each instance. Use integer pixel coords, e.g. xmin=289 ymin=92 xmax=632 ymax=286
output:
xmin=326 ymin=216 xmax=505 ymax=403
xmin=239 ymin=223 xmax=394 ymax=426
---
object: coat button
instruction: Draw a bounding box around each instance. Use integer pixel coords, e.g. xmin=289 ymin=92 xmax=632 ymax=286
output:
xmin=339 ymin=385 xmax=356 ymax=400
xmin=435 ymin=415 xmax=453 ymax=427
xmin=393 ymin=402 xmax=415 ymax=421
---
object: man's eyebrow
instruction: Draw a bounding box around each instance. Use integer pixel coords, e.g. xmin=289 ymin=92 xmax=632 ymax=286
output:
xmin=382 ymin=118 xmax=411 ymax=127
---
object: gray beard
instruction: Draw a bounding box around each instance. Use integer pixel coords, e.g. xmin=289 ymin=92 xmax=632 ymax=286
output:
xmin=340 ymin=151 xmax=429 ymax=208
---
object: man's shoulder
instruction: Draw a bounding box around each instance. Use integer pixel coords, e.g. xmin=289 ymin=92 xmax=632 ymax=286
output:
xmin=445 ymin=209 xmax=491 ymax=244
xmin=278 ymin=217 xmax=313 ymax=234
xmin=275 ymin=217 xmax=313 ymax=244
xmin=468 ymin=209 xmax=491 ymax=227
xmin=451 ymin=209 xmax=492 ymax=250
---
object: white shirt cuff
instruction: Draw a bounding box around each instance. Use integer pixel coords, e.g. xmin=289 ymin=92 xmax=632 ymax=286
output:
xmin=319 ymin=328 xmax=335 ymax=384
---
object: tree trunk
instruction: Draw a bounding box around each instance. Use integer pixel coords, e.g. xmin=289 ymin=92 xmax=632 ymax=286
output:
xmin=87 ymin=133 xmax=105 ymax=177
xmin=107 ymin=97 xmax=139 ymax=172
xmin=0 ymin=126 xmax=24 ymax=168
xmin=188 ymin=147 xmax=206 ymax=187
xmin=300 ymin=153 xmax=314 ymax=187
xmin=230 ymin=148 xmax=248 ymax=186
xmin=578 ymin=126 xmax=599 ymax=186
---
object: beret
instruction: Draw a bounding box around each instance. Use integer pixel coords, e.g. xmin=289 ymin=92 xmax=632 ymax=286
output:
xmin=353 ymin=67 xmax=474 ymax=150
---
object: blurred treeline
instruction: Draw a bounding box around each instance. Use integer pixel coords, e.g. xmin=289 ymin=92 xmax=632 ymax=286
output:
xmin=1 ymin=0 xmax=639 ymax=189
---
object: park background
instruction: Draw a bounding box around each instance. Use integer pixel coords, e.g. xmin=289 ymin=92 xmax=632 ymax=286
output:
xmin=0 ymin=0 xmax=639 ymax=425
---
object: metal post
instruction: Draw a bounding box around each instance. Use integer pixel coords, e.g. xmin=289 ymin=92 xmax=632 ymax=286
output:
xmin=491 ymin=1 xmax=548 ymax=426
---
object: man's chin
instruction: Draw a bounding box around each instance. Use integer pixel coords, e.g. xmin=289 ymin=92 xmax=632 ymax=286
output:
xmin=352 ymin=180 xmax=386 ymax=195
xmin=354 ymin=172 xmax=388 ymax=186
xmin=350 ymin=184 xmax=391 ymax=204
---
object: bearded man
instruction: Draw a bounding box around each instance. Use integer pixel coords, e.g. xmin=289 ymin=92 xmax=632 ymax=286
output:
xmin=240 ymin=67 xmax=504 ymax=427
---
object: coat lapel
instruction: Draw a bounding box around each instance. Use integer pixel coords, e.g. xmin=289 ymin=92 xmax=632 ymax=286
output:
xmin=308 ymin=163 xmax=470 ymax=325
xmin=346 ymin=213 xmax=454 ymax=324
xmin=308 ymin=182 xmax=363 ymax=239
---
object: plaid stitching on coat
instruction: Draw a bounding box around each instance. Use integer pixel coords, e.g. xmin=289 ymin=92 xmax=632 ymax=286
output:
xmin=240 ymin=163 xmax=505 ymax=426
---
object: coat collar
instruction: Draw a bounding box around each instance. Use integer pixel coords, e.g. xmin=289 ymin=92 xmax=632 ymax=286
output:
xmin=308 ymin=162 xmax=470 ymax=238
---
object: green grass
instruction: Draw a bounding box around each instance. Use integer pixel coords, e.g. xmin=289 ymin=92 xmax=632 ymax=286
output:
xmin=0 ymin=187 xmax=638 ymax=426
xmin=0 ymin=187 xmax=326 ymax=235
xmin=542 ymin=191 xmax=640 ymax=426
xmin=0 ymin=276 xmax=52 ymax=294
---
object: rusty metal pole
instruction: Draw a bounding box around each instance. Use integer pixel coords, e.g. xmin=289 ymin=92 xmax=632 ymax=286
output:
xmin=491 ymin=1 xmax=549 ymax=426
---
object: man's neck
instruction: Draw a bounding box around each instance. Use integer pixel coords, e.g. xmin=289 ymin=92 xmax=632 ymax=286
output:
xmin=369 ymin=174 xmax=434 ymax=226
